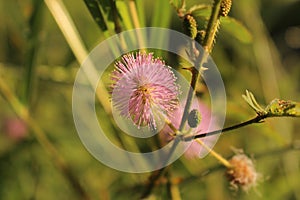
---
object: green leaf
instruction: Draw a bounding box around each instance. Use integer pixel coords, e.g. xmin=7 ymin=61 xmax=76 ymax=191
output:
xmin=188 ymin=4 xmax=210 ymax=16
xmin=190 ymin=5 xmax=211 ymax=20
xmin=135 ymin=0 xmax=146 ymax=27
xmin=95 ymin=0 xmax=110 ymax=11
xmin=191 ymin=6 xmax=253 ymax=44
xmin=116 ymin=1 xmax=133 ymax=30
xmin=169 ymin=0 xmax=184 ymax=10
xmin=220 ymin=17 xmax=253 ymax=44
xmin=242 ymin=90 xmax=266 ymax=115
xmin=83 ymin=0 xmax=108 ymax=31
xmin=152 ymin=0 xmax=172 ymax=28
xmin=242 ymin=90 xmax=300 ymax=118
xmin=266 ymin=99 xmax=300 ymax=117
xmin=96 ymin=0 xmax=121 ymax=23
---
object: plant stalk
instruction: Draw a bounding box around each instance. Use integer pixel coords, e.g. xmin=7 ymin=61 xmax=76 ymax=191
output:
xmin=0 ymin=77 xmax=90 ymax=200
xmin=140 ymin=0 xmax=224 ymax=198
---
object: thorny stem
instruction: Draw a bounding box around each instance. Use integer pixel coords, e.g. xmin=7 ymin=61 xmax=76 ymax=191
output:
xmin=141 ymin=1 xmax=223 ymax=198
xmin=202 ymin=0 xmax=223 ymax=52
xmin=0 ymin=78 xmax=90 ymax=200
xmin=179 ymin=0 xmax=223 ymax=131
xmin=179 ymin=53 xmax=206 ymax=131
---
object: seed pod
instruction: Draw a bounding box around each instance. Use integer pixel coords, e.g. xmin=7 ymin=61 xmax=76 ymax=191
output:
xmin=195 ymin=30 xmax=205 ymax=44
xmin=219 ymin=0 xmax=232 ymax=17
xmin=183 ymin=14 xmax=198 ymax=39
xmin=188 ymin=109 xmax=201 ymax=128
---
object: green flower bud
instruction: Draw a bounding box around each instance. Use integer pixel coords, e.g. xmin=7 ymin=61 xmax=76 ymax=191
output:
xmin=183 ymin=14 xmax=198 ymax=39
xmin=219 ymin=0 xmax=232 ymax=17
xmin=188 ymin=109 xmax=201 ymax=128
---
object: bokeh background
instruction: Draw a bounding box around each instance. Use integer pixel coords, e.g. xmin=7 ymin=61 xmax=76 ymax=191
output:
xmin=0 ymin=0 xmax=299 ymax=199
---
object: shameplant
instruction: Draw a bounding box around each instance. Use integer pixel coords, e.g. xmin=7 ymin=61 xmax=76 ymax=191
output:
xmin=111 ymin=52 xmax=180 ymax=130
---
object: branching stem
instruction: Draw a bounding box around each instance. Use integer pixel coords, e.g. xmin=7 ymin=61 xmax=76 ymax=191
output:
xmin=141 ymin=0 xmax=223 ymax=198
xmin=183 ymin=114 xmax=266 ymax=141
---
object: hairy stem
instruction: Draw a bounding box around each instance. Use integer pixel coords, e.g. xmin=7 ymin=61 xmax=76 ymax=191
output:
xmin=183 ymin=115 xmax=266 ymax=141
xmin=179 ymin=0 xmax=223 ymax=131
xmin=202 ymin=0 xmax=222 ymax=51
xmin=141 ymin=0 xmax=223 ymax=198
xmin=179 ymin=53 xmax=206 ymax=131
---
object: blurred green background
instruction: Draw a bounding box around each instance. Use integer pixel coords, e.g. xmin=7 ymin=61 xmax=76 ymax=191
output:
xmin=0 ymin=0 xmax=299 ymax=199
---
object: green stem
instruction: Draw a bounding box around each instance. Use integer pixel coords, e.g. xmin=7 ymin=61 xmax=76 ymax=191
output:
xmin=83 ymin=0 xmax=108 ymax=31
xmin=44 ymin=0 xmax=111 ymax=114
xmin=141 ymin=0 xmax=223 ymax=198
xmin=202 ymin=0 xmax=222 ymax=51
xmin=125 ymin=141 xmax=300 ymax=193
xmin=179 ymin=53 xmax=206 ymax=131
xmin=128 ymin=0 xmax=145 ymax=48
xmin=140 ymin=165 xmax=172 ymax=199
xmin=0 ymin=78 xmax=90 ymax=200
xmin=166 ymin=171 xmax=182 ymax=200
xmin=196 ymin=138 xmax=232 ymax=168
xmin=110 ymin=0 xmax=122 ymax=33
xmin=23 ymin=0 xmax=44 ymax=106
xmin=180 ymin=0 xmax=223 ymax=131
xmin=179 ymin=141 xmax=300 ymax=186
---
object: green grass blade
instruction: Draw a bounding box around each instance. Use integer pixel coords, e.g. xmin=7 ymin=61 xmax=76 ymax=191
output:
xmin=23 ymin=0 xmax=44 ymax=106
xmin=83 ymin=0 xmax=108 ymax=31
xmin=135 ymin=0 xmax=146 ymax=27
xmin=220 ymin=16 xmax=253 ymax=44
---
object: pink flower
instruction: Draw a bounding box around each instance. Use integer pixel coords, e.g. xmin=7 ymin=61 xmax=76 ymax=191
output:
xmin=2 ymin=117 xmax=28 ymax=141
xmin=111 ymin=52 xmax=179 ymax=129
xmin=160 ymin=98 xmax=217 ymax=159
xmin=227 ymin=153 xmax=259 ymax=191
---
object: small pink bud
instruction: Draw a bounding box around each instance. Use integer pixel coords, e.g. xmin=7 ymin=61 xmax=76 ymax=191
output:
xmin=2 ymin=117 xmax=28 ymax=141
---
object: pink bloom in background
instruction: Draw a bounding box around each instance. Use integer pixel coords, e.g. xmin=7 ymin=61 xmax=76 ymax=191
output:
xmin=160 ymin=98 xmax=217 ymax=159
xmin=111 ymin=52 xmax=179 ymax=129
xmin=227 ymin=153 xmax=259 ymax=191
xmin=2 ymin=117 xmax=28 ymax=141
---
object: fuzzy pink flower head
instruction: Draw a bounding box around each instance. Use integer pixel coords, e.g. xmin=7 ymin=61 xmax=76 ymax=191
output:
xmin=111 ymin=52 xmax=179 ymax=129
xmin=227 ymin=153 xmax=259 ymax=191
xmin=160 ymin=98 xmax=217 ymax=159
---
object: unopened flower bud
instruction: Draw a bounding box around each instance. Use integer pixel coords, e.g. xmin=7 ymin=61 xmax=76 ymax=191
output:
xmin=183 ymin=14 xmax=198 ymax=39
xmin=188 ymin=109 xmax=201 ymax=128
xmin=219 ymin=0 xmax=232 ymax=17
